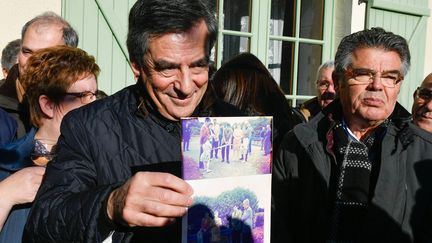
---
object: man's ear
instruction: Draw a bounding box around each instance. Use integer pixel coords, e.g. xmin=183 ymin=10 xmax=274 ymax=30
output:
xmin=131 ymin=62 xmax=141 ymax=80
xmin=39 ymin=95 xmax=55 ymax=118
xmin=332 ymin=71 xmax=340 ymax=93
xmin=2 ymin=68 xmax=7 ymax=79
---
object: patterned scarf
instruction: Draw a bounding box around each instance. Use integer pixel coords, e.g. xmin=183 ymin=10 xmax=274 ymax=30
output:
xmin=328 ymin=121 xmax=387 ymax=242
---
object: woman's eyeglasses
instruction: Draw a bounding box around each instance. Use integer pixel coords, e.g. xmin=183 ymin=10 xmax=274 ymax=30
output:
xmin=63 ymin=91 xmax=98 ymax=104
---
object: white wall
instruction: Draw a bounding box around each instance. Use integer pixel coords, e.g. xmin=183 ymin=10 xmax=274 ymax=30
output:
xmin=0 ymin=0 xmax=60 ymax=77
xmin=424 ymin=0 xmax=432 ymax=78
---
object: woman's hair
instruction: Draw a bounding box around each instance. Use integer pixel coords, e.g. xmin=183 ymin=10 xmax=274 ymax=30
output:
xmin=211 ymin=52 xmax=303 ymax=151
xmin=21 ymin=46 xmax=100 ymax=127
xmin=211 ymin=52 xmax=289 ymax=116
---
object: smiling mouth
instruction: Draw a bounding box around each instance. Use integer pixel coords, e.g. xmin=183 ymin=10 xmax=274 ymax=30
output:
xmin=170 ymin=94 xmax=194 ymax=106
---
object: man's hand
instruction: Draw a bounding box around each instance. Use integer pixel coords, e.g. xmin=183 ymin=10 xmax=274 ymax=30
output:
xmin=107 ymin=171 xmax=193 ymax=227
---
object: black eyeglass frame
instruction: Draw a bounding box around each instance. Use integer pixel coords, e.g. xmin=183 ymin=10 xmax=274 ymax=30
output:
xmin=62 ymin=91 xmax=98 ymax=104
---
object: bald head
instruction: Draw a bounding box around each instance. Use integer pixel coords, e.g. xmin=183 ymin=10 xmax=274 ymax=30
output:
xmin=17 ymin=12 xmax=78 ymax=75
xmin=412 ymin=73 xmax=432 ymax=133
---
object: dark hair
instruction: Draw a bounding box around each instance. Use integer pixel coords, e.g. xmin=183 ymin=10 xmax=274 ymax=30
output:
xmin=212 ymin=53 xmax=287 ymax=115
xmin=126 ymin=0 xmax=217 ymax=68
xmin=334 ymin=27 xmax=410 ymax=83
xmin=211 ymin=53 xmax=303 ymax=150
xmin=1 ymin=39 xmax=21 ymax=71
xmin=21 ymin=46 xmax=99 ymax=127
xmin=21 ymin=11 xmax=78 ymax=48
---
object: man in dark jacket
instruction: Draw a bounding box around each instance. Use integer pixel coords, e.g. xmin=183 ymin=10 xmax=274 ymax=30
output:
xmin=272 ymin=27 xmax=432 ymax=242
xmin=25 ymin=0 xmax=240 ymax=242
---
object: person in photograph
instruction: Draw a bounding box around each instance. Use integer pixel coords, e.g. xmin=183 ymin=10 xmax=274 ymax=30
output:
xmin=263 ymin=125 xmax=271 ymax=156
xmin=240 ymin=135 xmax=249 ymax=162
xmin=241 ymin=199 xmax=253 ymax=243
xmin=260 ymin=127 xmax=266 ymax=151
xmin=200 ymin=117 xmax=212 ymax=168
xmin=232 ymin=124 xmax=243 ymax=161
xmin=183 ymin=121 xmax=192 ymax=152
xmin=200 ymin=133 xmax=213 ymax=173
xmin=210 ymin=119 xmax=220 ymax=159
xmin=221 ymin=123 xmax=233 ymax=163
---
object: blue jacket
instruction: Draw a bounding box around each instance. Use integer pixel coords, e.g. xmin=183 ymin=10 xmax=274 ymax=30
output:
xmin=0 ymin=128 xmax=35 ymax=243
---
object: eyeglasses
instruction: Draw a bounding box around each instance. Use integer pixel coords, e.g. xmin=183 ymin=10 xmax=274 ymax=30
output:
xmin=415 ymin=87 xmax=432 ymax=101
xmin=344 ymin=68 xmax=403 ymax=88
xmin=316 ymin=80 xmax=333 ymax=90
xmin=63 ymin=91 xmax=97 ymax=104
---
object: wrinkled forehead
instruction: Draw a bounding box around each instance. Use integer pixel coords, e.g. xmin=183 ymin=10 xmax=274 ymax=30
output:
xmin=23 ymin=23 xmax=65 ymax=47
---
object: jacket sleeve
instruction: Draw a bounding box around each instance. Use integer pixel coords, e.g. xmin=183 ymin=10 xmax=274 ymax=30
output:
xmin=24 ymin=111 xmax=121 ymax=243
xmin=271 ymin=131 xmax=301 ymax=243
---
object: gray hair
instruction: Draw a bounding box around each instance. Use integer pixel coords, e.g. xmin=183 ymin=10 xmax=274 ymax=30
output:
xmin=316 ymin=60 xmax=334 ymax=81
xmin=21 ymin=11 xmax=78 ymax=47
xmin=1 ymin=39 xmax=21 ymax=71
xmin=334 ymin=27 xmax=410 ymax=83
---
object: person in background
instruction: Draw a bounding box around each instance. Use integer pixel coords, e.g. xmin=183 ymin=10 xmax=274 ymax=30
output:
xmin=272 ymin=27 xmax=432 ymax=242
xmin=0 ymin=12 xmax=78 ymax=139
xmin=211 ymin=52 xmax=303 ymax=153
xmin=1 ymin=39 xmax=21 ymax=84
xmin=298 ymin=60 xmax=336 ymax=121
xmin=0 ymin=46 xmax=99 ymax=243
xmin=25 ymin=0 xmax=240 ymax=242
xmin=412 ymin=73 xmax=432 ymax=133
xmin=0 ymin=108 xmax=17 ymax=145
xmin=0 ymin=39 xmax=22 ymax=144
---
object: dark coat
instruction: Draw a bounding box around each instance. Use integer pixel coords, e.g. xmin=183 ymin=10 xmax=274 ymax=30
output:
xmin=25 ymin=82 xmax=242 ymax=243
xmin=0 ymin=128 xmax=36 ymax=243
xmin=0 ymin=64 xmax=29 ymax=138
xmin=272 ymin=100 xmax=432 ymax=242
xmin=0 ymin=107 xmax=17 ymax=145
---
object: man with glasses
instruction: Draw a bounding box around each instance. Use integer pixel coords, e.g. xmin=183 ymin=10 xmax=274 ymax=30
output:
xmin=412 ymin=73 xmax=432 ymax=132
xmin=299 ymin=60 xmax=335 ymax=121
xmin=272 ymin=27 xmax=432 ymax=242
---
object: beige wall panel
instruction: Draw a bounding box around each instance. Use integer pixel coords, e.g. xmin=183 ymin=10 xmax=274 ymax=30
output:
xmin=0 ymin=0 xmax=61 ymax=78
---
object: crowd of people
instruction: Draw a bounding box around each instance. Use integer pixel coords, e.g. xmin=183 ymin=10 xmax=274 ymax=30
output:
xmin=0 ymin=0 xmax=431 ymax=242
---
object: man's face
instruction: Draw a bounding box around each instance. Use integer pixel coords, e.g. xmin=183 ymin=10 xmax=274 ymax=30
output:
xmin=133 ymin=21 xmax=209 ymax=121
xmin=412 ymin=75 xmax=432 ymax=132
xmin=338 ymin=48 xmax=402 ymax=127
xmin=316 ymin=66 xmax=335 ymax=108
xmin=18 ymin=23 xmax=65 ymax=75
